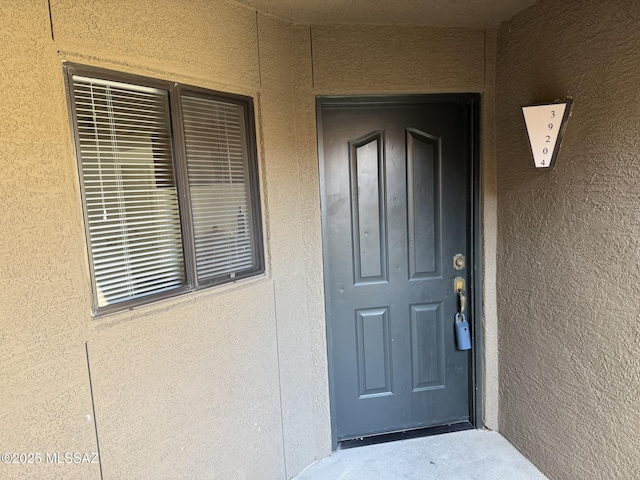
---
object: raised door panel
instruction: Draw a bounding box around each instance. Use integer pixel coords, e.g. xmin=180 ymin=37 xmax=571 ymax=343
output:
xmin=349 ymin=131 xmax=388 ymax=285
xmin=407 ymin=128 xmax=441 ymax=280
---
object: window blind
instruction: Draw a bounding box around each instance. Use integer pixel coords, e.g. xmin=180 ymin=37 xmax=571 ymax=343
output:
xmin=72 ymin=75 xmax=186 ymax=307
xmin=67 ymin=65 xmax=264 ymax=315
xmin=181 ymin=95 xmax=255 ymax=283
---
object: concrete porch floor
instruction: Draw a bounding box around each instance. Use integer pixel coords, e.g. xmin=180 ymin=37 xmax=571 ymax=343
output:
xmin=293 ymin=430 xmax=548 ymax=480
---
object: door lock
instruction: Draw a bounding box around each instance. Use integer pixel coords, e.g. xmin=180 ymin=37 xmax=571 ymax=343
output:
xmin=453 ymin=254 xmax=465 ymax=270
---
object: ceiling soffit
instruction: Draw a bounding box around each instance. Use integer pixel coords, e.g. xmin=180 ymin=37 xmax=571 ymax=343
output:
xmin=232 ymin=0 xmax=538 ymax=28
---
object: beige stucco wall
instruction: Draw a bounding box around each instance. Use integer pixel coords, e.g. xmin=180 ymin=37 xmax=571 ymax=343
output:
xmin=257 ymin=15 xmax=332 ymax=477
xmin=2 ymin=1 xmax=290 ymax=479
xmin=496 ymin=1 xmax=640 ymax=478
xmin=1 ymin=1 xmax=497 ymax=479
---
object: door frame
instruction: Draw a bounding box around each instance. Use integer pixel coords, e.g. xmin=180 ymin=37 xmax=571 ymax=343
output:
xmin=316 ymin=94 xmax=483 ymax=449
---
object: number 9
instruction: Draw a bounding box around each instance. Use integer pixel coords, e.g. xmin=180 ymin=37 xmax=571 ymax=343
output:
xmin=548 ymin=123 xmax=554 ymax=130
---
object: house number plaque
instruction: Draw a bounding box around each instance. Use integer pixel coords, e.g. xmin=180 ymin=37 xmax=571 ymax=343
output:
xmin=522 ymin=100 xmax=572 ymax=169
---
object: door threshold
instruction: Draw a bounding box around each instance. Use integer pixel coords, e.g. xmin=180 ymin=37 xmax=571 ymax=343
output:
xmin=338 ymin=421 xmax=474 ymax=450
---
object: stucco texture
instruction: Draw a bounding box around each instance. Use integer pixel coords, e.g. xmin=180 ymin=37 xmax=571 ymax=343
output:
xmin=312 ymin=25 xmax=485 ymax=94
xmin=496 ymin=0 xmax=640 ymax=478
xmin=1 ymin=1 xmax=298 ymax=478
xmin=1 ymin=1 xmax=498 ymax=479
xmin=1 ymin=1 xmax=98 ymax=478
xmin=257 ymin=14 xmax=332 ymax=477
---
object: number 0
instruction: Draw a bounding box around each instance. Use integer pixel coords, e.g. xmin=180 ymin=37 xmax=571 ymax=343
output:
xmin=543 ymin=147 xmax=548 ymax=154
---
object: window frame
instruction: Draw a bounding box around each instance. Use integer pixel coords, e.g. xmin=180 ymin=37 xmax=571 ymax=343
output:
xmin=64 ymin=63 xmax=265 ymax=317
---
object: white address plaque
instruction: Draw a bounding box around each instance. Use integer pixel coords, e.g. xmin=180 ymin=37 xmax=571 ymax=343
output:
xmin=522 ymin=100 xmax=572 ymax=169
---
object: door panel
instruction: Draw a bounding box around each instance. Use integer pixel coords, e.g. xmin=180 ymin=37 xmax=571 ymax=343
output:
xmin=407 ymin=129 xmax=440 ymax=278
xmin=355 ymin=307 xmax=392 ymax=397
xmin=320 ymin=97 xmax=474 ymax=441
xmin=410 ymin=302 xmax=445 ymax=391
xmin=350 ymin=131 xmax=387 ymax=283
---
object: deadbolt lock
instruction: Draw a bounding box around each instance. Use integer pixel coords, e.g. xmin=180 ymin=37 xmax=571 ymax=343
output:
xmin=453 ymin=254 xmax=465 ymax=270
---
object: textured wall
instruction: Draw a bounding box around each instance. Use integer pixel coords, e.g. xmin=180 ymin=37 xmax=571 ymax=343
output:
xmin=53 ymin=0 xmax=260 ymax=91
xmin=88 ymin=282 xmax=283 ymax=479
xmin=257 ymin=15 xmax=332 ymax=477
xmin=0 ymin=0 xmax=287 ymax=478
xmin=0 ymin=1 xmax=98 ymax=478
xmin=312 ymin=24 xmax=500 ymax=430
xmin=1 ymin=1 xmax=499 ymax=479
xmin=312 ymin=25 xmax=485 ymax=93
xmin=482 ymin=28 xmax=500 ymax=430
xmin=496 ymin=0 xmax=640 ymax=478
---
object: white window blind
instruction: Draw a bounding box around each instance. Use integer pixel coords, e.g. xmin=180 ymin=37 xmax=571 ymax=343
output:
xmin=72 ymin=75 xmax=186 ymax=307
xmin=68 ymin=65 xmax=264 ymax=315
xmin=181 ymin=96 xmax=255 ymax=283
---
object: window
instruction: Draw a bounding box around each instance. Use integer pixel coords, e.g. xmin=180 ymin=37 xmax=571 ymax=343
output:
xmin=65 ymin=64 xmax=264 ymax=316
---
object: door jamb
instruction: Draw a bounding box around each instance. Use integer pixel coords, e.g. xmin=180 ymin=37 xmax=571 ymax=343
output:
xmin=316 ymin=94 xmax=483 ymax=449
